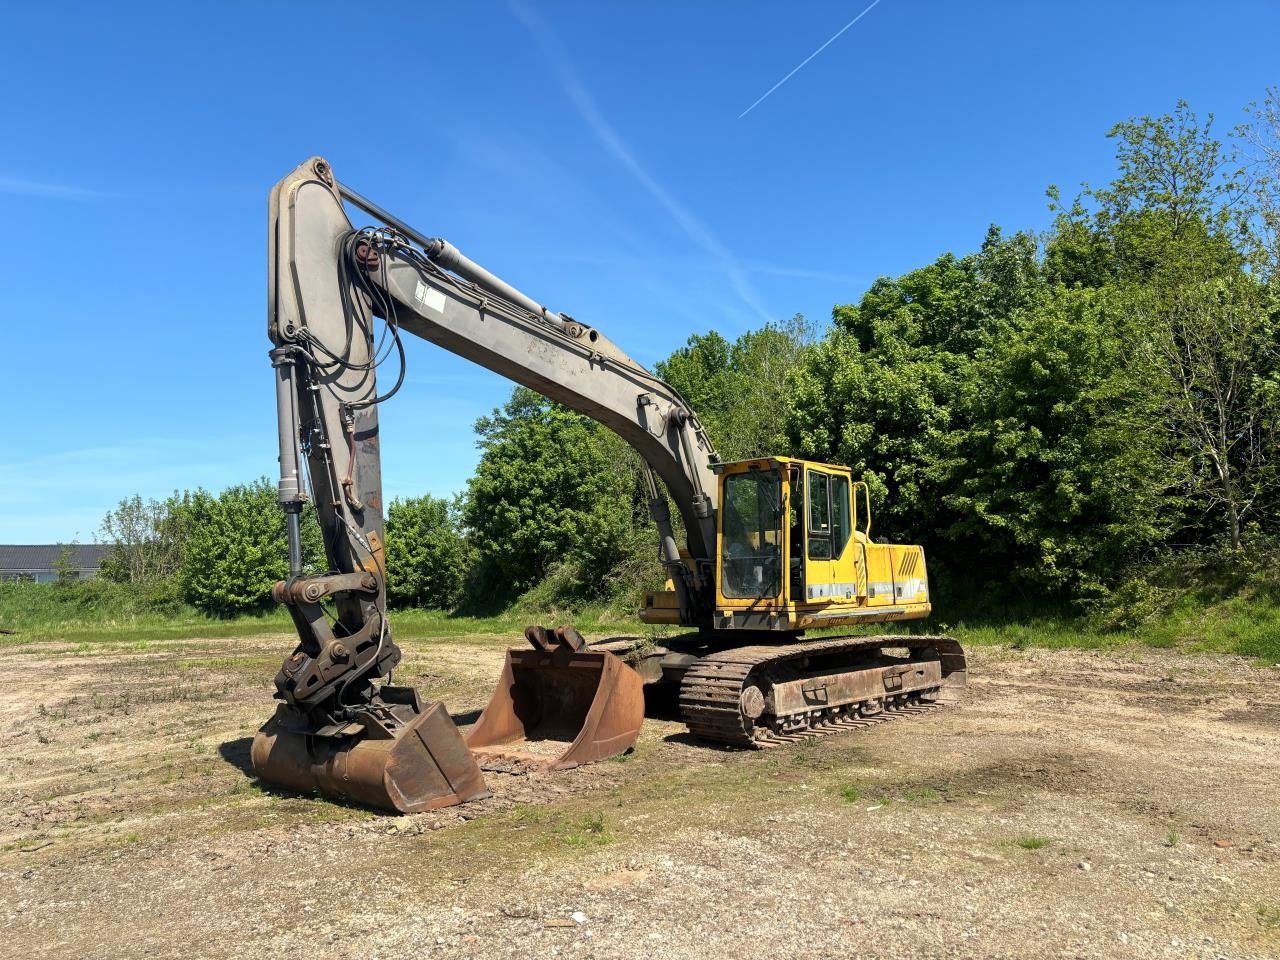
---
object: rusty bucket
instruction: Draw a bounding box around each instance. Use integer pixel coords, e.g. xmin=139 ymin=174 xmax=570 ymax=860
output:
xmin=466 ymin=626 xmax=644 ymax=769
xmin=251 ymin=689 xmax=490 ymax=814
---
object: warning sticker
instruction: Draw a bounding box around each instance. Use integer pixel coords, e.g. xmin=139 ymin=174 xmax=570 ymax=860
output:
xmin=413 ymin=280 xmax=447 ymax=315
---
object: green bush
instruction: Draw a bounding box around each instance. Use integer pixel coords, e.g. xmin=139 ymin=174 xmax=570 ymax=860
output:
xmin=384 ymin=495 xmax=468 ymax=610
xmin=0 ymin=577 xmax=195 ymax=631
xmin=462 ymin=388 xmax=637 ymax=604
xmin=180 ymin=480 xmax=291 ymax=617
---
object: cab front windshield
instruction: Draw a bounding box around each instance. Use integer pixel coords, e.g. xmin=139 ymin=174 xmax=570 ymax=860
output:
xmin=720 ymin=469 xmax=782 ymax=599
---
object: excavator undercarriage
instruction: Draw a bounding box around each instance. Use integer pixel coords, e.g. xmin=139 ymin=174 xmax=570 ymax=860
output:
xmin=251 ymin=156 xmax=965 ymax=814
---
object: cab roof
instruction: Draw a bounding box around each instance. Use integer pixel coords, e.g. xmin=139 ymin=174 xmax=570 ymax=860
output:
xmin=710 ymin=456 xmax=853 ymax=476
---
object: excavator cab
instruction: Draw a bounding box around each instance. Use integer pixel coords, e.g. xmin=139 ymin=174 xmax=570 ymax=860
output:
xmin=643 ymin=457 xmax=933 ymax=632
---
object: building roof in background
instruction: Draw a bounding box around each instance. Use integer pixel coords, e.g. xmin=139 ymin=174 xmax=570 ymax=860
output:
xmin=0 ymin=544 xmax=111 ymax=571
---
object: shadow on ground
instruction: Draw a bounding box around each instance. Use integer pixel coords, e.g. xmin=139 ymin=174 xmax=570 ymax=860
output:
xmin=218 ymin=737 xmax=254 ymax=776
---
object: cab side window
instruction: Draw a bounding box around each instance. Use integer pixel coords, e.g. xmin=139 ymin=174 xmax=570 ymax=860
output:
xmin=807 ymin=470 xmax=832 ymax=560
xmin=808 ymin=470 xmax=852 ymax=561
xmin=830 ymin=474 xmax=852 ymax=558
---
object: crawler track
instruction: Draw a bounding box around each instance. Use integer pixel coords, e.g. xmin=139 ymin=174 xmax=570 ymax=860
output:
xmin=678 ymin=634 xmax=966 ymax=748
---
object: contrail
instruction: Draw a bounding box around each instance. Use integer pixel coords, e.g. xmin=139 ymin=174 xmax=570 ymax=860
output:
xmin=738 ymin=0 xmax=883 ymax=119
xmin=511 ymin=0 xmax=774 ymax=325
xmin=0 ymin=175 xmax=112 ymax=200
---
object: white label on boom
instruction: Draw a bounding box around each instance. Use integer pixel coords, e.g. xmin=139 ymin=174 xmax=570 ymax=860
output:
xmin=414 ymin=280 xmax=447 ymax=315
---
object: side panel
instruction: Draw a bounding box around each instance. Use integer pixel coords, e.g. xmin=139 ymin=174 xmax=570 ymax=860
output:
xmin=889 ymin=544 xmax=930 ymax=606
xmin=863 ymin=542 xmax=898 ymax=607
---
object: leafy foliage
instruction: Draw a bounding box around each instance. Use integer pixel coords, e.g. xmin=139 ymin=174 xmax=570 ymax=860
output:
xmin=179 ymin=479 xmax=321 ymax=617
xmin=99 ymin=492 xmax=196 ymax=584
xmin=384 ymin=495 xmax=468 ymax=610
xmin=657 ymin=313 xmax=816 ymax=460
xmin=942 ymin=287 xmax=1172 ymax=594
xmin=1134 ymin=275 xmax=1280 ymax=548
xmin=462 ymin=388 xmax=638 ymax=602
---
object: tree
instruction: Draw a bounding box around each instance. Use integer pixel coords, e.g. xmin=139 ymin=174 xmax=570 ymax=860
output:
xmin=841 ymin=227 xmax=1041 ymax=354
xmin=384 ymin=495 xmax=468 ymax=609
xmin=99 ymin=493 xmax=193 ymax=583
xmin=180 ymin=479 xmax=317 ymax=617
xmin=1240 ymin=85 xmax=1280 ymax=276
xmin=52 ymin=542 xmax=77 ymax=586
xmin=787 ymin=229 xmax=1042 ymax=551
xmin=942 ymin=287 xmax=1173 ymax=594
xmin=657 ymin=313 xmax=815 ymax=460
xmin=1137 ymin=276 xmax=1280 ymax=549
xmin=462 ymin=388 xmax=634 ymax=599
xmin=1046 ymin=100 xmax=1246 ymax=287
xmin=1095 ymin=100 xmax=1242 ymax=240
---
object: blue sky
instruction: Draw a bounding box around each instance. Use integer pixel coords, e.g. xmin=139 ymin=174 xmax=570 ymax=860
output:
xmin=2 ymin=1 xmax=1276 ymax=542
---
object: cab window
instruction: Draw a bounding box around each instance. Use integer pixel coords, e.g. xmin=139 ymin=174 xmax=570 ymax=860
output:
xmin=830 ymin=474 xmax=852 ymax=557
xmin=808 ymin=470 xmax=852 ymax=560
xmin=720 ymin=469 xmax=782 ymax=599
xmin=807 ymin=470 xmax=832 ymax=559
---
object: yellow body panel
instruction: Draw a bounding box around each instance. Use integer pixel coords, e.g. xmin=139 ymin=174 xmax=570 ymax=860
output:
xmin=641 ymin=456 xmax=932 ymax=631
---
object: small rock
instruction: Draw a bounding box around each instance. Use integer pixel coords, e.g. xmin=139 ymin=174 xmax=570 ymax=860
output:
xmin=1212 ymin=838 xmax=1232 ymax=849
xmin=1079 ymin=861 xmax=1092 ymax=872
xmin=570 ymin=911 xmax=588 ymax=925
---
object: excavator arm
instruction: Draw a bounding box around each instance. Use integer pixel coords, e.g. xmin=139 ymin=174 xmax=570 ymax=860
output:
xmin=253 ymin=156 xmax=713 ymax=810
xmin=270 ymin=157 xmax=719 ymax=654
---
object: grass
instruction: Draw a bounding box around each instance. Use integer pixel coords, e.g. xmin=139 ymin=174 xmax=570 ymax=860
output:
xmin=504 ymin=804 xmax=615 ymax=849
xmin=0 ymin=580 xmax=636 ymax=647
xmin=559 ymin=811 xmax=614 ymax=848
xmin=1258 ymin=905 xmax=1280 ymax=930
xmin=5 ymin=569 xmax=1279 ymax=668
xmin=1013 ymin=835 xmax=1052 ymax=850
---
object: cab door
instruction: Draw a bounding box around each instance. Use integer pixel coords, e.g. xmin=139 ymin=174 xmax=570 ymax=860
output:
xmin=803 ymin=468 xmax=862 ymax=603
xmin=828 ymin=473 xmax=862 ymax=600
xmin=804 ymin=468 xmax=835 ymax=598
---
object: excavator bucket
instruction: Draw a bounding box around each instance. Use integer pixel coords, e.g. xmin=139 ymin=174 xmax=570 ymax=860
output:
xmin=251 ymin=689 xmax=490 ymax=814
xmin=466 ymin=626 xmax=644 ymax=769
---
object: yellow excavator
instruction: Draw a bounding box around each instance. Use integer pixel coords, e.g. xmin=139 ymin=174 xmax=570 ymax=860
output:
xmin=251 ymin=158 xmax=965 ymax=813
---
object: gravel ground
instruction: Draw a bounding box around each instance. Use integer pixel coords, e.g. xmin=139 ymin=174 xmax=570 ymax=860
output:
xmin=1 ymin=633 xmax=1278 ymax=959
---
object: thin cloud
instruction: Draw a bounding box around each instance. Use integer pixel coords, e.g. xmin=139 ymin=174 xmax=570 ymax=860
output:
xmin=0 ymin=439 xmax=265 ymax=541
xmin=739 ymin=0 xmax=883 ymax=119
xmin=743 ymin=260 xmax=864 ymax=284
xmin=509 ymin=0 xmax=774 ymax=325
xmin=532 ymin=248 xmax=863 ymax=286
xmin=0 ymin=175 xmax=112 ymax=200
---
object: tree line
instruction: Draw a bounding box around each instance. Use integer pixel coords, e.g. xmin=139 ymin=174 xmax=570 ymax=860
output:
xmin=96 ymin=94 xmax=1280 ymax=622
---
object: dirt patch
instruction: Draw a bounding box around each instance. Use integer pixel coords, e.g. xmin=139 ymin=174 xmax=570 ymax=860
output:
xmin=2 ymin=636 xmax=1278 ymax=959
